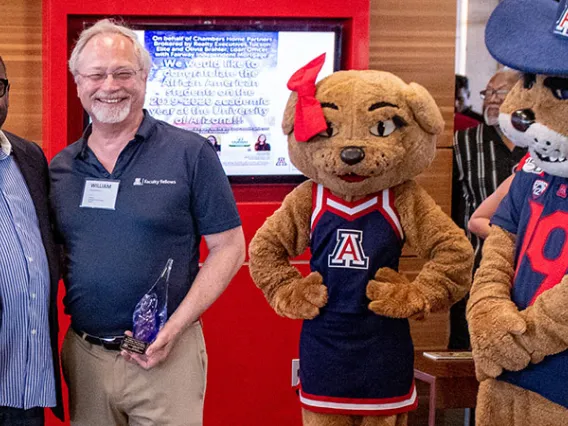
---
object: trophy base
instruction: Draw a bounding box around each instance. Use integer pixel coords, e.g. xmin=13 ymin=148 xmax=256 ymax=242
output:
xmin=121 ymin=335 xmax=149 ymax=354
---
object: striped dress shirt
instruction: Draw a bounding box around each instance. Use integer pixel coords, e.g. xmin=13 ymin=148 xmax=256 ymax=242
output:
xmin=0 ymin=130 xmax=55 ymax=409
xmin=452 ymin=123 xmax=527 ymax=268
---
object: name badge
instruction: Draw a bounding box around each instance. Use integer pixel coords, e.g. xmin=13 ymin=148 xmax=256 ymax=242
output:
xmin=80 ymin=179 xmax=120 ymax=210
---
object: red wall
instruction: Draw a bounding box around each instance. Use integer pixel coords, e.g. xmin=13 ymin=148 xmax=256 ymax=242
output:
xmin=43 ymin=1 xmax=369 ymax=425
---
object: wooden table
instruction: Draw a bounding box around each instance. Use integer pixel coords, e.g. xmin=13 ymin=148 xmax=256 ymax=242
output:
xmin=414 ymin=352 xmax=479 ymax=426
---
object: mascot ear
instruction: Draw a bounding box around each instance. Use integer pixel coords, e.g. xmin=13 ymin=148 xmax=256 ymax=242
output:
xmin=282 ymin=92 xmax=298 ymax=136
xmin=406 ymin=82 xmax=444 ymax=135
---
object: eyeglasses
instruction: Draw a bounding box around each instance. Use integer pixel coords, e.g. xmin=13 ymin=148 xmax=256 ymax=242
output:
xmin=480 ymin=89 xmax=510 ymax=100
xmin=0 ymin=79 xmax=9 ymax=98
xmin=77 ymin=69 xmax=142 ymax=84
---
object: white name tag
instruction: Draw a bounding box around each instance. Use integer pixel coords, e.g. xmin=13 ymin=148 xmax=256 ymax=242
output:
xmin=80 ymin=179 xmax=120 ymax=210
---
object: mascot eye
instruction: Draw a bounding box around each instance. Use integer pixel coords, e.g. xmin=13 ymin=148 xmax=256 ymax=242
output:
xmin=523 ymin=73 xmax=536 ymax=89
xmin=553 ymin=88 xmax=568 ymax=100
xmin=543 ymin=76 xmax=568 ymax=100
xmin=369 ymin=117 xmax=404 ymax=137
xmin=318 ymin=121 xmax=338 ymax=138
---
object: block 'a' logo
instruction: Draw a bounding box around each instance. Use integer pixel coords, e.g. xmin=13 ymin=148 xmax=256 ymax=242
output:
xmin=557 ymin=183 xmax=568 ymax=199
xmin=555 ymin=3 xmax=568 ymax=37
xmin=328 ymin=229 xmax=369 ymax=270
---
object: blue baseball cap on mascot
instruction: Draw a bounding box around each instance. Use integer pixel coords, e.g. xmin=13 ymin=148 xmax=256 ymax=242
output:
xmin=486 ymin=0 xmax=568 ymax=75
xmin=486 ymin=0 xmax=568 ymax=178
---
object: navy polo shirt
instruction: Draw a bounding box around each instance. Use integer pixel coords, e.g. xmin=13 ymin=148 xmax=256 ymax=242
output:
xmin=50 ymin=111 xmax=241 ymax=336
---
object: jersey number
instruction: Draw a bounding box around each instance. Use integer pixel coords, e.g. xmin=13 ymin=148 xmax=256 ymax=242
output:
xmin=520 ymin=201 xmax=568 ymax=304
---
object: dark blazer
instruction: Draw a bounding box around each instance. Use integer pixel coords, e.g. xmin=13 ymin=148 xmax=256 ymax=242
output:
xmin=5 ymin=131 xmax=64 ymax=421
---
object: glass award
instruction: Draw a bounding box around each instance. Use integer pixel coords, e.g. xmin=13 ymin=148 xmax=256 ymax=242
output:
xmin=121 ymin=258 xmax=173 ymax=354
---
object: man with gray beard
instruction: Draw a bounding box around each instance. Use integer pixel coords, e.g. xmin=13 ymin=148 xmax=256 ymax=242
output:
xmin=49 ymin=19 xmax=245 ymax=426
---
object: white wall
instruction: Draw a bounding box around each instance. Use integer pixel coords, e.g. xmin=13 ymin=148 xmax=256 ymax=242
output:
xmin=456 ymin=0 xmax=500 ymax=114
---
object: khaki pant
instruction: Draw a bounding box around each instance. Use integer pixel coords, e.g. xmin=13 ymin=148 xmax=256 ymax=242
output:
xmin=61 ymin=322 xmax=207 ymax=426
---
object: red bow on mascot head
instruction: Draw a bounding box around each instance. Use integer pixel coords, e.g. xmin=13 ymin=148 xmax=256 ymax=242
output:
xmin=287 ymin=53 xmax=328 ymax=142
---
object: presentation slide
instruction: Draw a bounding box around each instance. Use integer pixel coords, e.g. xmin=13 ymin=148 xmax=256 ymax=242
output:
xmin=135 ymin=29 xmax=337 ymax=177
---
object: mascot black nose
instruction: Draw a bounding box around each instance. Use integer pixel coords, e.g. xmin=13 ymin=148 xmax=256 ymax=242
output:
xmin=340 ymin=147 xmax=365 ymax=165
xmin=511 ymin=109 xmax=535 ymax=132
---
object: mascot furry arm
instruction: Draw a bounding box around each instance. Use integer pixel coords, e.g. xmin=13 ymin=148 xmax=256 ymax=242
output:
xmin=249 ymin=179 xmax=473 ymax=321
xmin=368 ymin=180 xmax=473 ymax=319
xmin=466 ymin=226 xmax=529 ymax=380
xmin=519 ymin=278 xmax=568 ymax=362
xmin=248 ymin=181 xmax=326 ymax=319
xmin=468 ymin=224 xmax=568 ymax=380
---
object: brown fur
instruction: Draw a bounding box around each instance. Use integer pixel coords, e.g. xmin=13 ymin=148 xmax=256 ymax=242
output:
xmin=501 ymin=75 xmax=568 ymax=138
xmin=518 ymin=275 xmax=568 ymax=363
xmin=284 ymin=71 xmax=442 ymax=201
xmin=302 ymin=409 xmax=408 ymax=426
xmin=476 ymin=379 xmax=568 ymax=425
xmin=367 ymin=181 xmax=472 ymax=319
xmin=468 ymin=74 xmax=568 ymax=424
xmin=249 ymin=70 xmax=473 ymax=426
xmin=467 ymin=227 xmax=529 ymax=381
xmin=248 ymin=181 xmax=326 ymax=319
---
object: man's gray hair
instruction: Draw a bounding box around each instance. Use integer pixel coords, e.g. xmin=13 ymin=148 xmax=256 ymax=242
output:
xmin=496 ymin=66 xmax=523 ymax=79
xmin=68 ymin=19 xmax=152 ymax=78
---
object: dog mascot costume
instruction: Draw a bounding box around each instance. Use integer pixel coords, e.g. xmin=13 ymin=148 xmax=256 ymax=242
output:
xmin=466 ymin=0 xmax=568 ymax=424
xmin=248 ymin=55 xmax=474 ymax=426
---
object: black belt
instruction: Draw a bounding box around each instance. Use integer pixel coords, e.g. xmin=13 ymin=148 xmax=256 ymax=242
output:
xmin=72 ymin=327 xmax=124 ymax=351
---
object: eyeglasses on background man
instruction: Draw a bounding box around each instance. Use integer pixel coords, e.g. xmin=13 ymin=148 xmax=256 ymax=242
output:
xmin=479 ymin=88 xmax=509 ymax=100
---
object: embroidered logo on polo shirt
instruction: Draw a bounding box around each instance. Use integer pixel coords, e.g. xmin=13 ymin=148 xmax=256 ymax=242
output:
xmin=133 ymin=178 xmax=177 ymax=186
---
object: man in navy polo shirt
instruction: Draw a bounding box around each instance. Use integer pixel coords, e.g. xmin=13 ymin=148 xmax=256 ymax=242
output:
xmin=50 ymin=19 xmax=245 ymax=426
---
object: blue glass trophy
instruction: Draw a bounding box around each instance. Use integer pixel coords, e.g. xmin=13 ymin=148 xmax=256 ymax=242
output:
xmin=121 ymin=258 xmax=173 ymax=354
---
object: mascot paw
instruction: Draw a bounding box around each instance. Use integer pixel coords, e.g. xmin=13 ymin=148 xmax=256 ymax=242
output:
xmin=366 ymin=268 xmax=428 ymax=318
xmin=514 ymin=310 xmax=547 ymax=364
xmin=512 ymin=277 xmax=568 ymax=364
xmin=273 ymin=272 xmax=328 ymax=319
xmin=472 ymin=354 xmax=505 ymax=381
xmin=469 ymin=300 xmax=530 ymax=376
